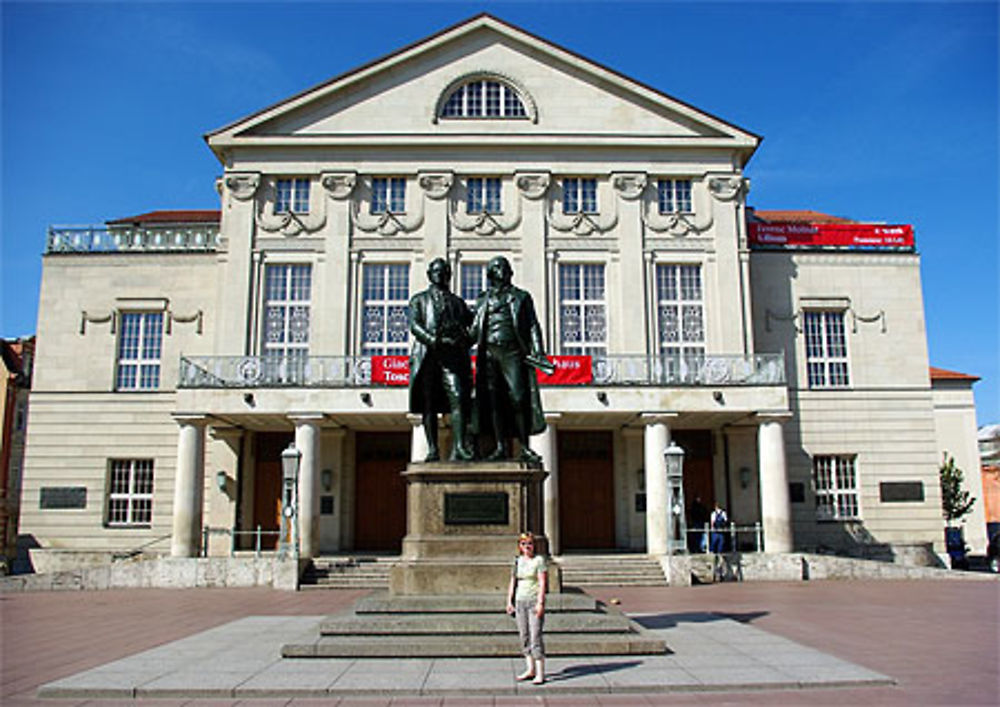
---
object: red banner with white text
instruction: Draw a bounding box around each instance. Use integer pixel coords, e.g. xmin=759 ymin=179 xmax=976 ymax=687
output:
xmin=369 ymin=355 xmax=593 ymax=385
xmin=370 ymin=356 xmax=410 ymax=385
xmin=748 ymin=222 xmax=914 ymax=251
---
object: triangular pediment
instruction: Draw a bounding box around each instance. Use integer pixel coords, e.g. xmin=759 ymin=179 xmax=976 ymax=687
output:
xmin=206 ymin=15 xmax=758 ymax=154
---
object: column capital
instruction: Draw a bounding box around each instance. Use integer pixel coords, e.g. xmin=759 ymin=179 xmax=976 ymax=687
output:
xmin=639 ymin=412 xmax=678 ymax=426
xmin=172 ymin=413 xmax=209 ymax=426
xmin=288 ymin=412 xmax=326 ymax=425
xmin=209 ymin=426 xmax=243 ymax=441
xmin=543 ymin=412 xmax=562 ymax=423
xmin=406 ymin=413 xmax=424 ymax=428
xmin=755 ymin=411 xmax=793 ymax=424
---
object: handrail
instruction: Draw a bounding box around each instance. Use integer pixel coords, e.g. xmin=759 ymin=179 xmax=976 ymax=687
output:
xmin=111 ymin=533 xmax=172 ymax=561
xmin=47 ymin=224 xmax=220 ymax=254
xmin=178 ymin=353 xmax=785 ymax=389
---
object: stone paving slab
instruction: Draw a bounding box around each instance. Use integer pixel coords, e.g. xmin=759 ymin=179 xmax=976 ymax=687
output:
xmin=36 ymin=612 xmax=894 ymax=699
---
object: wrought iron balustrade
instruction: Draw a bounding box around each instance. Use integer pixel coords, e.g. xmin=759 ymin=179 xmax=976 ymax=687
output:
xmin=178 ymin=353 xmax=784 ymax=389
xmin=46 ymin=225 xmax=220 ymax=253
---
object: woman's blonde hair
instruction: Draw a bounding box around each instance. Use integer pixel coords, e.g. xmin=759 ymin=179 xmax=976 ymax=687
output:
xmin=518 ymin=532 xmax=534 ymax=543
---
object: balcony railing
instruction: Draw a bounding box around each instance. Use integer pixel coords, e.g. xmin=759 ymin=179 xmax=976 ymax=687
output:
xmin=178 ymin=353 xmax=785 ymax=389
xmin=46 ymin=225 xmax=220 ymax=254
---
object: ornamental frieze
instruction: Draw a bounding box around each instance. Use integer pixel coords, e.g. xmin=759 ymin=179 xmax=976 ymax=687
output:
xmin=707 ymin=174 xmax=748 ymax=202
xmin=321 ymin=172 xmax=357 ymax=200
xmin=641 ymin=179 xmax=713 ymax=236
xmin=255 ymin=177 xmax=327 ymax=236
xmin=222 ymin=172 xmax=261 ymax=202
xmin=351 ymin=176 xmax=425 ymax=236
xmin=417 ymin=172 xmax=454 ymax=200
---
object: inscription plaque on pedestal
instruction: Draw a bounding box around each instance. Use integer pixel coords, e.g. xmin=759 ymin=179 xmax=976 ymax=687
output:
xmin=444 ymin=492 xmax=508 ymax=525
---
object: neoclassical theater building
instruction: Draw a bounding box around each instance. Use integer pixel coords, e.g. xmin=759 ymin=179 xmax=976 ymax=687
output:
xmin=20 ymin=15 xmax=980 ymax=572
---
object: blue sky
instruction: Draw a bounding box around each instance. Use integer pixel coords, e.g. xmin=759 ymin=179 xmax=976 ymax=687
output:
xmin=2 ymin=2 xmax=997 ymax=423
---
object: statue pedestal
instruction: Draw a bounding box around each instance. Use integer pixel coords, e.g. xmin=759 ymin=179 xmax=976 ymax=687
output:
xmin=389 ymin=461 xmax=561 ymax=595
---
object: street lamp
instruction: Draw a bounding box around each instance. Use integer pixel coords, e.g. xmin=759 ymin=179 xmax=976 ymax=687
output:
xmin=280 ymin=443 xmax=302 ymax=559
xmin=664 ymin=441 xmax=687 ymax=555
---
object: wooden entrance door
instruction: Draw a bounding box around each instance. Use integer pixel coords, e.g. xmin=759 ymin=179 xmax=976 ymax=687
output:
xmin=354 ymin=432 xmax=409 ymax=552
xmin=558 ymin=431 xmax=615 ymax=550
xmin=252 ymin=432 xmax=293 ymax=550
xmin=672 ymin=430 xmax=715 ymax=535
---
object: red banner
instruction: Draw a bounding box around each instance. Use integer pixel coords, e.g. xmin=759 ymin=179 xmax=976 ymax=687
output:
xmin=370 ymin=355 xmax=410 ymax=385
xmin=748 ymin=222 xmax=914 ymax=250
xmin=537 ymin=355 xmax=593 ymax=385
xmin=370 ymin=355 xmax=593 ymax=386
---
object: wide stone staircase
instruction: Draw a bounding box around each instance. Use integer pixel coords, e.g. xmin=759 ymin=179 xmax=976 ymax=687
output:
xmin=299 ymin=555 xmax=395 ymax=590
xmin=301 ymin=552 xmax=668 ymax=589
xmin=283 ymin=590 xmax=666 ymax=657
xmin=556 ymin=553 xmax=667 ymax=587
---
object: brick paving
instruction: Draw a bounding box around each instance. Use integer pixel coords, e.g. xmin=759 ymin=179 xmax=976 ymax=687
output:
xmin=1 ymin=579 xmax=997 ymax=705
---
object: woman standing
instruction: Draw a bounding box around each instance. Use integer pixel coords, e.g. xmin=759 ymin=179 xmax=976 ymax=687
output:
xmin=506 ymin=532 xmax=547 ymax=684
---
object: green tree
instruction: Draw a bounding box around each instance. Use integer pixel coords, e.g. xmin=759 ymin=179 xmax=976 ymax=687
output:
xmin=939 ymin=453 xmax=975 ymax=524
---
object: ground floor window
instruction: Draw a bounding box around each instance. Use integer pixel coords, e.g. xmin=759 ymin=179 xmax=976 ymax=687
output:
xmin=106 ymin=459 xmax=154 ymax=526
xmin=813 ymin=455 xmax=859 ymax=520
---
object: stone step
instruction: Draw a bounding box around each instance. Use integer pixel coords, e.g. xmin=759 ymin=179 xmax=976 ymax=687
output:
xmin=354 ymin=591 xmax=598 ymax=614
xmin=319 ymin=611 xmax=633 ymax=635
xmin=284 ymin=631 xmax=666 ymax=658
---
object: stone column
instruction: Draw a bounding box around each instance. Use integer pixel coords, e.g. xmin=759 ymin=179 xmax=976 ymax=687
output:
xmin=408 ymin=413 xmax=429 ymax=463
xmin=530 ymin=413 xmax=561 ymax=555
xmin=171 ymin=415 xmax=207 ymax=557
xmin=643 ymin=414 xmax=675 ymax=556
xmin=758 ymin=414 xmax=793 ymax=553
xmin=291 ymin=413 xmax=324 ymax=559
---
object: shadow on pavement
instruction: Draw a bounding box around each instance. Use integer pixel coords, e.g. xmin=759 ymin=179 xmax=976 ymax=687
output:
xmin=632 ymin=610 xmax=770 ymax=630
xmin=546 ymin=660 xmax=644 ymax=682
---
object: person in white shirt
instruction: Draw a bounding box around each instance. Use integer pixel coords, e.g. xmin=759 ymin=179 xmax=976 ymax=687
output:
xmin=506 ymin=531 xmax=548 ymax=684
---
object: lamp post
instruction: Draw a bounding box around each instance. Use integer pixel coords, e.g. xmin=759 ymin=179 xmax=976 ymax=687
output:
xmin=664 ymin=441 xmax=687 ymax=555
xmin=280 ymin=443 xmax=302 ymax=560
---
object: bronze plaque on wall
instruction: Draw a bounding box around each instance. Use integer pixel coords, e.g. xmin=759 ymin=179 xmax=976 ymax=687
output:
xmin=879 ymin=482 xmax=925 ymax=502
xmin=444 ymin=492 xmax=509 ymax=525
xmin=40 ymin=487 xmax=87 ymax=509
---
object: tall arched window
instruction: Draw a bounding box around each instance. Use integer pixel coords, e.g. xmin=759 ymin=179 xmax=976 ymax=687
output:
xmin=438 ymin=77 xmax=531 ymax=120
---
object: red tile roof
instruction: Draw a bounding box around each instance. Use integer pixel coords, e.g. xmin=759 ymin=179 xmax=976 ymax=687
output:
xmin=751 ymin=209 xmax=857 ymax=224
xmin=929 ymin=366 xmax=980 ymax=382
xmin=107 ymin=210 xmax=221 ymax=225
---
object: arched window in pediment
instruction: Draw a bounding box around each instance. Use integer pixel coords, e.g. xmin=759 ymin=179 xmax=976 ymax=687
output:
xmin=435 ymin=74 xmax=537 ymax=123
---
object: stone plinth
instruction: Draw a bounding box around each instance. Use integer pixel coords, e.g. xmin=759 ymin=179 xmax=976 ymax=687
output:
xmin=390 ymin=460 xmax=560 ymax=595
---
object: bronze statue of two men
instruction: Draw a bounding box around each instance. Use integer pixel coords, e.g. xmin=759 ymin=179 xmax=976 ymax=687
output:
xmin=408 ymin=256 xmax=553 ymax=464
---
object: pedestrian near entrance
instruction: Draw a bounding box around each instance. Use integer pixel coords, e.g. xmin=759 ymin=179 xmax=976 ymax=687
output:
xmin=506 ymin=532 xmax=547 ymax=684
xmin=710 ymin=502 xmax=728 ymax=553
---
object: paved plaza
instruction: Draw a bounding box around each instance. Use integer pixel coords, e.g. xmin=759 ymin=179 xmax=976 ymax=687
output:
xmin=1 ymin=579 xmax=997 ymax=705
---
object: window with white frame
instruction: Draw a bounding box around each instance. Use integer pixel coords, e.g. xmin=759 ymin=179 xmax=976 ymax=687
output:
xmin=803 ymin=310 xmax=850 ymax=388
xmin=362 ymin=264 xmax=410 ymax=355
xmin=275 ymin=178 xmax=310 ymax=214
xmin=440 ymin=79 xmax=527 ymax=119
xmin=106 ymin=459 xmax=154 ymax=526
xmin=116 ymin=312 xmax=163 ymax=391
xmin=263 ymin=264 xmax=312 ymax=379
xmin=562 ymin=178 xmax=598 ymax=214
xmin=559 ymin=263 xmax=607 ymax=356
xmin=466 ymin=177 xmax=502 ymax=214
xmin=371 ymin=177 xmax=406 ymax=214
xmin=657 ymin=179 xmax=693 ymax=213
xmin=656 ymin=265 xmax=705 ymax=375
xmin=813 ymin=455 xmax=860 ymax=520
xmin=460 ymin=262 xmax=487 ymax=307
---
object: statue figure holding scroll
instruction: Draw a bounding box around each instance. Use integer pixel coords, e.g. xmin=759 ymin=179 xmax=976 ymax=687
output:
xmin=409 ymin=258 xmax=475 ymax=462
xmin=470 ymin=256 xmax=554 ymax=463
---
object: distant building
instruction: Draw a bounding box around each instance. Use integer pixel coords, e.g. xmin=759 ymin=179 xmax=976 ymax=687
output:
xmin=979 ymin=424 xmax=1000 ymax=542
xmin=1 ymin=336 xmax=34 ymax=571
xmin=930 ymin=367 xmax=987 ymax=553
xmin=17 ymin=15 xmax=980 ymax=573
